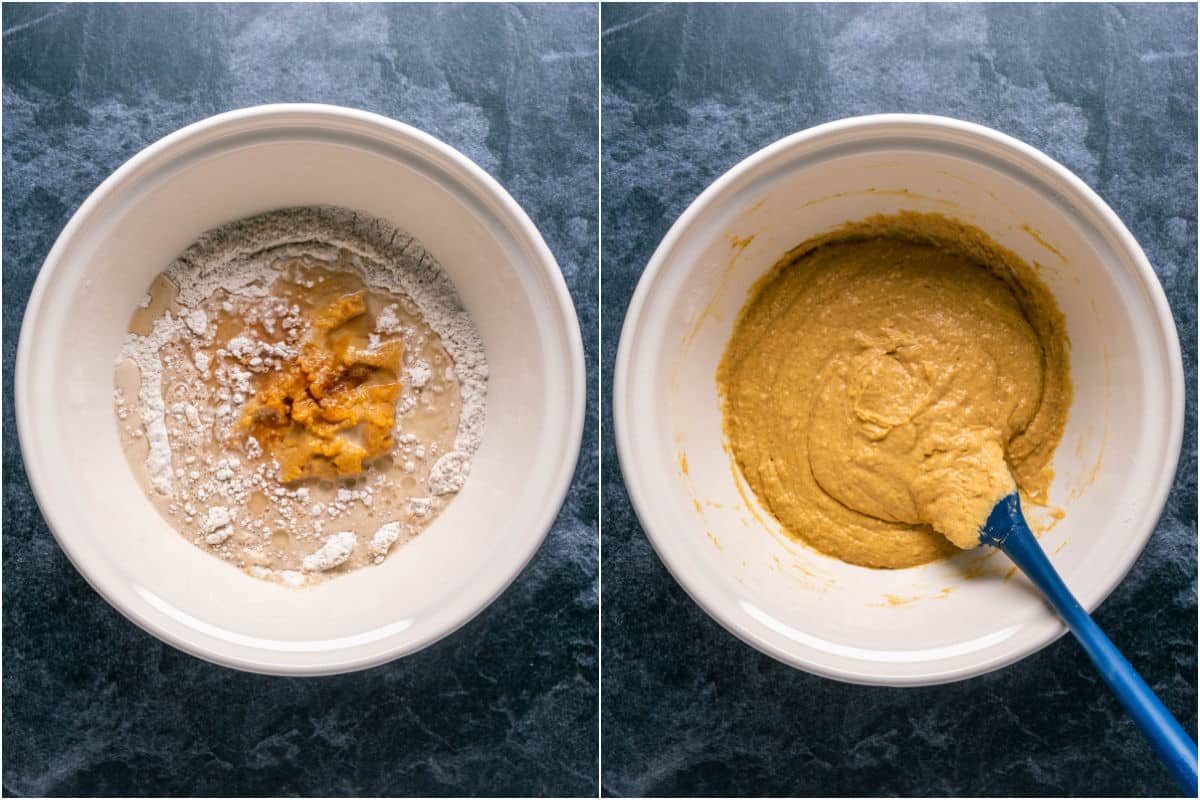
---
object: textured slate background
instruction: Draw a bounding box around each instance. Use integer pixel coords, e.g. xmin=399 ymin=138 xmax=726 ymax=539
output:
xmin=601 ymin=4 xmax=1197 ymax=797
xmin=2 ymin=4 xmax=597 ymax=797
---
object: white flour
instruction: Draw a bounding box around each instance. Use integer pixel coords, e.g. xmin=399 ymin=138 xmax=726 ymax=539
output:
xmin=115 ymin=206 xmax=488 ymax=584
xmin=369 ymin=521 xmax=404 ymax=562
xmin=162 ymin=206 xmax=487 ymax=484
xmin=117 ymin=313 xmax=185 ymax=495
xmin=302 ymin=531 xmax=357 ymax=572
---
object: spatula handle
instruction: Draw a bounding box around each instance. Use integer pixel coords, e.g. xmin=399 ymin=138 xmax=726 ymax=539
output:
xmin=986 ymin=496 xmax=1198 ymax=795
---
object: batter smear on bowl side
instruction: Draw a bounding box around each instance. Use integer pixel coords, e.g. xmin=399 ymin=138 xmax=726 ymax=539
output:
xmin=113 ymin=207 xmax=487 ymax=586
xmin=717 ymin=212 xmax=1071 ymax=569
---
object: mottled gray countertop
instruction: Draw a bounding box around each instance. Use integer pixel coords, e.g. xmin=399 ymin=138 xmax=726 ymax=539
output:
xmin=601 ymin=3 xmax=1197 ymax=797
xmin=2 ymin=4 xmax=597 ymax=796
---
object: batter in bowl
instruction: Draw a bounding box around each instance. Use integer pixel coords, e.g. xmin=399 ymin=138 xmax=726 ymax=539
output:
xmin=717 ymin=212 xmax=1071 ymax=569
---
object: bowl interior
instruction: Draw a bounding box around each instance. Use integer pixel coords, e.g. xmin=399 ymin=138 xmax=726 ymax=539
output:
xmin=617 ymin=120 xmax=1180 ymax=684
xmin=19 ymin=109 xmax=582 ymax=673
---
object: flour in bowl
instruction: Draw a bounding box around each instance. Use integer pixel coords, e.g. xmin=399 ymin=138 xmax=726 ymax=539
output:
xmin=113 ymin=207 xmax=487 ymax=586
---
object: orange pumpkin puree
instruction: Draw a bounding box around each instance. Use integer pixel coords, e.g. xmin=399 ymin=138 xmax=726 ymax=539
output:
xmin=241 ymin=292 xmax=404 ymax=482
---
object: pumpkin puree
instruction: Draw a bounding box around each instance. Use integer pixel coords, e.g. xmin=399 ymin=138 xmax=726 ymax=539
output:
xmin=241 ymin=292 xmax=404 ymax=482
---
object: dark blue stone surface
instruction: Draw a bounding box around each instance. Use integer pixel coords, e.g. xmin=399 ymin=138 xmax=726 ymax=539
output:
xmin=601 ymin=4 xmax=1197 ymax=796
xmin=3 ymin=4 xmax=597 ymax=796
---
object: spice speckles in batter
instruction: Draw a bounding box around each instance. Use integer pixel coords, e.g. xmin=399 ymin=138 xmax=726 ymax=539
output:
xmin=114 ymin=207 xmax=487 ymax=586
xmin=717 ymin=212 xmax=1071 ymax=569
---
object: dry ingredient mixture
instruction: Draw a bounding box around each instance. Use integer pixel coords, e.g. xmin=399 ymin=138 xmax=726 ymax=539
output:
xmin=113 ymin=207 xmax=487 ymax=586
xmin=717 ymin=212 xmax=1071 ymax=569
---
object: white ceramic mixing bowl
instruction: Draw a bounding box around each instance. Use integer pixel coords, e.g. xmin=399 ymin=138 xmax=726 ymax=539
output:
xmin=17 ymin=104 xmax=585 ymax=675
xmin=614 ymin=114 xmax=1183 ymax=686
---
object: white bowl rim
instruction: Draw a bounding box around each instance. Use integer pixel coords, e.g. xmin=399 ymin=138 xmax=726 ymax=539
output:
xmin=15 ymin=102 xmax=587 ymax=675
xmin=612 ymin=112 xmax=1185 ymax=686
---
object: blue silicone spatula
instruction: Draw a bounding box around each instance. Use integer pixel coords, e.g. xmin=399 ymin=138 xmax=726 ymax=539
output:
xmin=982 ymin=492 xmax=1198 ymax=795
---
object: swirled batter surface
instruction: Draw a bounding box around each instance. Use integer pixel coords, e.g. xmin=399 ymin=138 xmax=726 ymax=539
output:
xmin=718 ymin=212 xmax=1071 ymax=569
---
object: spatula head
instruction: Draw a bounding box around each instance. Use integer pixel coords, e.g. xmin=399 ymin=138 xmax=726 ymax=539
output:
xmin=980 ymin=492 xmax=1024 ymax=547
